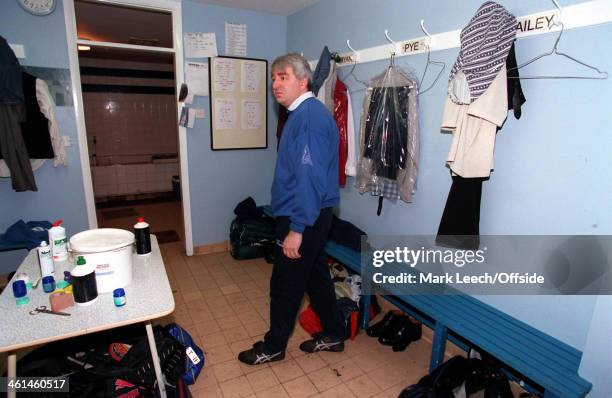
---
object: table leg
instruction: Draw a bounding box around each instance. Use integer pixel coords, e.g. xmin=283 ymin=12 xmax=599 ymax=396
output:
xmin=145 ymin=321 xmax=167 ymax=398
xmin=7 ymin=351 xmax=16 ymax=398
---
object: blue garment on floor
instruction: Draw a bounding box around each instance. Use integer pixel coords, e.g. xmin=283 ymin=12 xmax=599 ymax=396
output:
xmin=0 ymin=220 xmax=52 ymax=249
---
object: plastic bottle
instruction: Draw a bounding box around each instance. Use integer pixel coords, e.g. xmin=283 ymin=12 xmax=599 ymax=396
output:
xmin=49 ymin=220 xmax=68 ymax=262
xmin=134 ymin=217 xmax=151 ymax=255
xmin=38 ymin=240 xmax=55 ymax=277
xmin=71 ymin=256 xmax=98 ymax=306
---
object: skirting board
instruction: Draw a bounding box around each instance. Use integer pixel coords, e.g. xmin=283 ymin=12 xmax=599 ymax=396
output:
xmin=194 ymin=241 xmax=229 ymax=255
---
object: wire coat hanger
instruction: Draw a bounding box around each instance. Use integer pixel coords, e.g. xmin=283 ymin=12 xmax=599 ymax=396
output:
xmin=508 ymin=0 xmax=608 ymax=80
xmin=384 ymin=30 xmax=397 ymax=66
xmin=345 ymin=40 xmax=368 ymax=88
xmin=417 ymin=19 xmax=446 ymax=96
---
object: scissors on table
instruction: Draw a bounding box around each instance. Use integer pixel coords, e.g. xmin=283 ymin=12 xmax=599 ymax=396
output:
xmin=29 ymin=305 xmax=71 ymax=316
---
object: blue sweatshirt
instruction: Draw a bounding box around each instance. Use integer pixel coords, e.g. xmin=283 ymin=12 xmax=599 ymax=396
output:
xmin=271 ymin=97 xmax=339 ymax=233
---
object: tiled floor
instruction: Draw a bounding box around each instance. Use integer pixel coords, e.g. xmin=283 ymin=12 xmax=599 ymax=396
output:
xmin=157 ymin=243 xmax=434 ymax=398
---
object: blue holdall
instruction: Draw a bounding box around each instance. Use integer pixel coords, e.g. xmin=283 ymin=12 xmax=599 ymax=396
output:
xmin=165 ymin=323 xmax=205 ymax=385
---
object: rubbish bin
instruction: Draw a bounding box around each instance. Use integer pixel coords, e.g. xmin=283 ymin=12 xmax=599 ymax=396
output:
xmin=172 ymin=175 xmax=181 ymax=200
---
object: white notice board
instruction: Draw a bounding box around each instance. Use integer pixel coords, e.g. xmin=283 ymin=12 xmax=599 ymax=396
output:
xmin=209 ymin=56 xmax=268 ymax=150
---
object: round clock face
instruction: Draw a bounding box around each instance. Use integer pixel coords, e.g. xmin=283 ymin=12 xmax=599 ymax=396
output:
xmin=18 ymin=0 xmax=56 ymax=16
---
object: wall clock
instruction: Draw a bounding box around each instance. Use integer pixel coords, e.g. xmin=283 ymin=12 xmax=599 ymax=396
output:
xmin=17 ymin=0 xmax=56 ymax=16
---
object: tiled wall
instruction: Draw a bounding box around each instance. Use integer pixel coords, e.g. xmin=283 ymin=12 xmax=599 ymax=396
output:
xmin=83 ymin=92 xmax=178 ymax=166
xmin=80 ymin=58 xmax=179 ymax=198
xmin=92 ymin=162 xmax=178 ymax=198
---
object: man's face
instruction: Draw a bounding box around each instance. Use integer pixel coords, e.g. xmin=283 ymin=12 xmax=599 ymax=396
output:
xmin=271 ymin=66 xmax=308 ymax=108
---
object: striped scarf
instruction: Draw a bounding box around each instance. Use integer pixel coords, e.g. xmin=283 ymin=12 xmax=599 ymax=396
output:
xmin=449 ymin=2 xmax=516 ymax=102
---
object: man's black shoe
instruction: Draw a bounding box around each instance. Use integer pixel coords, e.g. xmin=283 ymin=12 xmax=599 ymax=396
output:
xmin=238 ymin=341 xmax=285 ymax=365
xmin=299 ymin=334 xmax=344 ymax=353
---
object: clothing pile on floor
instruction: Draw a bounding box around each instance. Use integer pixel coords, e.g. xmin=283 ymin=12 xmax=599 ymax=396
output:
xmin=299 ymin=261 xmax=363 ymax=341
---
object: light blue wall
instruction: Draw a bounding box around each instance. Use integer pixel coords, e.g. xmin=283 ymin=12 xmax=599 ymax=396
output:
xmin=182 ymin=1 xmax=286 ymax=245
xmin=579 ymin=295 xmax=612 ymax=397
xmin=288 ymin=0 xmax=611 ymax=394
xmin=0 ymin=1 xmax=89 ymax=273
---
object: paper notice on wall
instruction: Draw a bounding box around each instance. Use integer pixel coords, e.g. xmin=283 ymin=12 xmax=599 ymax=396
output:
xmin=187 ymin=108 xmax=196 ymax=128
xmin=194 ymin=108 xmax=205 ymax=119
xmin=214 ymin=58 xmax=237 ymax=92
xmin=215 ymin=99 xmax=236 ymax=130
xmin=185 ymin=62 xmax=209 ymax=96
xmin=241 ymin=61 xmax=262 ymax=93
xmin=225 ymin=22 xmax=247 ymax=57
xmin=184 ymin=32 xmax=218 ymax=58
xmin=242 ymin=100 xmax=262 ymax=130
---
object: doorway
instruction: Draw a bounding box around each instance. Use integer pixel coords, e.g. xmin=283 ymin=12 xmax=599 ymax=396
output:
xmin=64 ymin=0 xmax=193 ymax=253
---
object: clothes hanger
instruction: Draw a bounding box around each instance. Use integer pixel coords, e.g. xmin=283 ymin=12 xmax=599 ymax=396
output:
xmin=384 ymin=29 xmax=397 ymax=67
xmin=507 ymin=0 xmax=608 ymax=80
xmin=417 ymin=19 xmax=446 ymax=96
xmin=344 ymin=40 xmax=368 ymax=88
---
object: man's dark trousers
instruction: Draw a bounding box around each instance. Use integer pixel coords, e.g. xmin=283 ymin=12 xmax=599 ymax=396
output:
xmin=264 ymin=207 xmax=345 ymax=353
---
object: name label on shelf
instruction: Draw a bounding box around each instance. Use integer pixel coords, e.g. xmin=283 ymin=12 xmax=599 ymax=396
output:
xmin=400 ymin=39 xmax=426 ymax=55
xmin=516 ymin=12 xmax=558 ymax=36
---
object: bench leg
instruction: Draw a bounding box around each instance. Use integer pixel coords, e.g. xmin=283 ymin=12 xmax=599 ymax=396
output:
xmin=360 ymin=295 xmax=371 ymax=329
xmin=429 ymin=321 xmax=448 ymax=373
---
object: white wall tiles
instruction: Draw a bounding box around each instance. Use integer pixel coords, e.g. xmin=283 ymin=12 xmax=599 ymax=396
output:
xmin=83 ymin=92 xmax=178 ymax=166
xmin=92 ymin=162 xmax=179 ymax=198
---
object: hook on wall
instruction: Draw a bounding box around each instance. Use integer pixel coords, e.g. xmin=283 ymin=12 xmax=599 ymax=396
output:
xmin=420 ymin=19 xmax=431 ymax=40
xmin=346 ymin=40 xmax=360 ymax=62
xmin=384 ymin=29 xmax=398 ymax=55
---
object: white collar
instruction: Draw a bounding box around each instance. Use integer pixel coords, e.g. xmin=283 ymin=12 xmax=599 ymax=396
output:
xmin=288 ymin=91 xmax=314 ymax=111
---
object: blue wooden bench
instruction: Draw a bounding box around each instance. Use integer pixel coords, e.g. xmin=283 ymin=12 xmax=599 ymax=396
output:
xmin=324 ymin=241 xmax=592 ymax=398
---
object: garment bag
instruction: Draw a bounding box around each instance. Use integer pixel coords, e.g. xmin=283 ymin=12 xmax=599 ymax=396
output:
xmin=356 ymin=64 xmax=419 ymax=210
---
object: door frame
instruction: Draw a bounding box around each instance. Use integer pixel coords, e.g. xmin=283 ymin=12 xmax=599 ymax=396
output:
xmin=63 ymin=0 xmax=194 ymax=255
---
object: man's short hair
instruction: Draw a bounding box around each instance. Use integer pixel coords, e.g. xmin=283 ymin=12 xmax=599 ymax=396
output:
xmin=271 ymin=53 xmax=312 ymax=84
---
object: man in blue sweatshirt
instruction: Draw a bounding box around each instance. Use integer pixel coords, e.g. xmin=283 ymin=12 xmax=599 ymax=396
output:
xmin=238 ymin=53 xmax=346 ymax=365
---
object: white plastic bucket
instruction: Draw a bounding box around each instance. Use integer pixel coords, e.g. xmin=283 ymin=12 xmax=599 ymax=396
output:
xmin=69 ymin=229 xmax=135 ymax=293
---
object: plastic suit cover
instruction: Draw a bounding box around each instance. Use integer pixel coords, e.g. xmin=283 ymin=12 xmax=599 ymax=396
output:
xmin=356 ymin=64 xmax=419 ymax=203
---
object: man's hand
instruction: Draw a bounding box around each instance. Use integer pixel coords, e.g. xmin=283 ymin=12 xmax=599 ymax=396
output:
xmin=283 ymin=231 xmax=303 ymax=259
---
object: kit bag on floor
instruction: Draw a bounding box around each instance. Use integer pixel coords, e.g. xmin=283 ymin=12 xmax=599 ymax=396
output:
xmin=13 ymin=324 xmax=187 ymax=397
xmin=229 ymin=213 xmax=276 ymax=260
xmin=165 ymin=323 xmax=205 ymax=385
